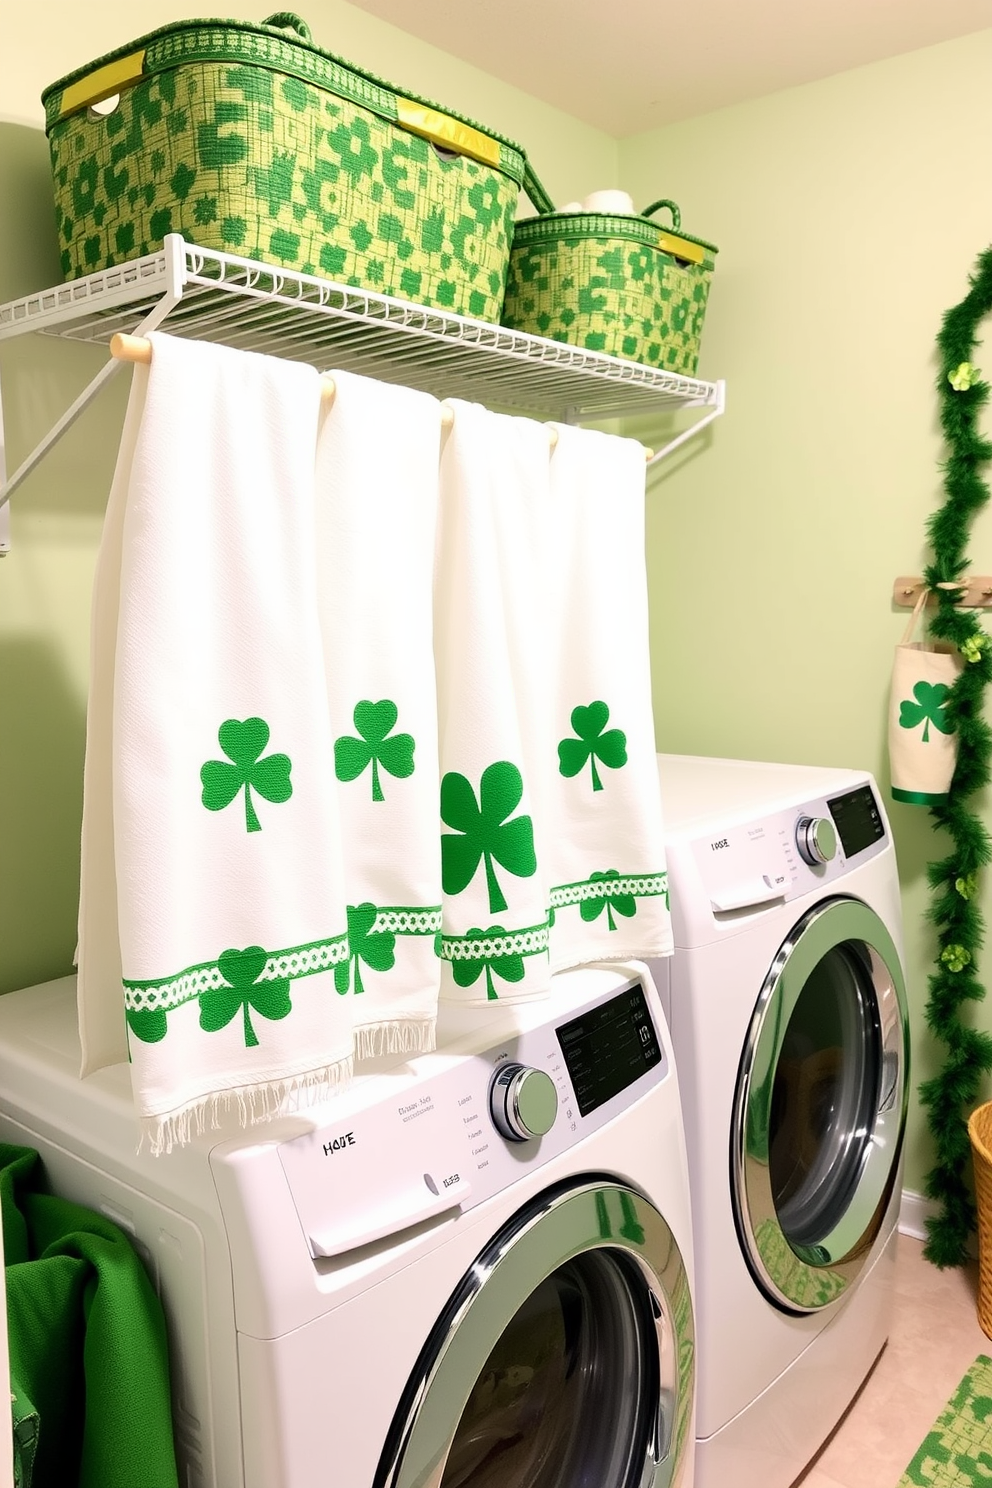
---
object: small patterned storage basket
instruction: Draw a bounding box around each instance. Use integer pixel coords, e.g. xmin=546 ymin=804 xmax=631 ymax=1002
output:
xmin=42 ymin=11 xmax=551 ymax=322
xmin=502 ymin=198 xmax=718 ymax=374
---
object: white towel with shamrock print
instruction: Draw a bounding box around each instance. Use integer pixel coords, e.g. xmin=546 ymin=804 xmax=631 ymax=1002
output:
xmin=314 ymin=370 xmax=443 ymax=1059
xmin=544 ymin=423 xmax=673 ymax=968
xmin=435 ymin=400 xmax=554 ymax=1006
xmin=77 ymin=332 xmax=353 ymax=1152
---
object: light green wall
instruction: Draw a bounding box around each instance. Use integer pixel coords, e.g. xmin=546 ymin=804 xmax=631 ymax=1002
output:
xmin=621 ymin=28 xmax=992 ymax=1195
xmin=0 ymin=4 xmax=615 ymax=995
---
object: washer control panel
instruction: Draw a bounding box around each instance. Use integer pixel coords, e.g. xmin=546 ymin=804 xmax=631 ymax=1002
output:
xmin=691 ymin=779 xmax=887 ymax=916
xmin=277 ymin=974 xmax=668 ymax=1261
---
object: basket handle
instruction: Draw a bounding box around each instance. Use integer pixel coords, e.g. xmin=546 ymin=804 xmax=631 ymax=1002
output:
xmin=55 ymin=48 xmax=148 ymax=121
xmin=262 ymin=12 xmax=314 ymax=42
xmin=523 ymin=162 xmax=556 ymax=217
xmin=641 ymin=198 xmax=681 ymax=230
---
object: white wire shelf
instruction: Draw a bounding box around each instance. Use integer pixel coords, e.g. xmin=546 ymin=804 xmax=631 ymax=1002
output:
xmin=0 ymin=235 xmax=725 ymax=546
xmin=0 ymin=234 xmax=722 ymax=418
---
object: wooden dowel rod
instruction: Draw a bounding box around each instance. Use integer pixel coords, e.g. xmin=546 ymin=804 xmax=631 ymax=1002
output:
xmin=110 ymin=332 xmax=152 ymax=365
xmin=107 ymin=336 xmax=652 ymax=457
xmin=108 ymin=334 xmax=337 ymax=405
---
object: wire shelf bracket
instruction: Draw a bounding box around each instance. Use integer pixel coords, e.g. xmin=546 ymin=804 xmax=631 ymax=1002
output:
xmin=0 ymin=234 xmax=725 ymax=547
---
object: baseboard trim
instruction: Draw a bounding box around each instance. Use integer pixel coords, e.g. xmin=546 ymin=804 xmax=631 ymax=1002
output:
xmin=898 ymin=1188 xmax=933 ymax=1241
xmin=899 ymin=1188 xmax=978 ymax=1258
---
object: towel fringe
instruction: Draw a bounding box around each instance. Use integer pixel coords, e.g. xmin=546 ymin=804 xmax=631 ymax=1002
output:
xmin=140 ymin=1053 xmax=354 ymax=1156
xmin=355 ymin=1018 xmax=436 ymax=1062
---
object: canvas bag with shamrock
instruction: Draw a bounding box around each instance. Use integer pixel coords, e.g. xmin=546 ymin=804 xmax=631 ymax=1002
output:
xmin=888 ymin=588 xmax=964 ymax=804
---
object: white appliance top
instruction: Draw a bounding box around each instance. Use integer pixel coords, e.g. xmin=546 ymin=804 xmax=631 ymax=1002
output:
xmin=657 ymin=753 xmax=892 ymax=942
xmin=0 ymin=964 xmax=670 ymax=1263
xmin=658 ymin=753 xmax=871 ymax=836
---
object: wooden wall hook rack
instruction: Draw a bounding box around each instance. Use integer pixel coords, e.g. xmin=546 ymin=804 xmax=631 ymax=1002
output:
xmin=893 ymin=575 xmax=992 ymax=609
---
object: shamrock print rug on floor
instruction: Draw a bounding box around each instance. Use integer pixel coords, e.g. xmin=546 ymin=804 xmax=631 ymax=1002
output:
xmin=898 ymin=1355 xmax=992 ymax=1486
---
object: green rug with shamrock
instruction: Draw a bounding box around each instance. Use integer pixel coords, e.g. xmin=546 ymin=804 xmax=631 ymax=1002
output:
xmin=899 ymin=1355 xmax=992 ymax=1485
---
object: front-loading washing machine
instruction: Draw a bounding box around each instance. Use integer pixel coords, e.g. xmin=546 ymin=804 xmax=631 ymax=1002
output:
xmin=649 ymin=754 xmax=910 ymax=1488
xmin=0 ymin=961 xmax=694 ymax=1488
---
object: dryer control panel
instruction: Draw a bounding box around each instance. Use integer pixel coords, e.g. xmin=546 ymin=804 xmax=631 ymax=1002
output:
xmin=276 ymin=974 xmax=668 ymax=1261
xmin=689 ymin=780 xmax=888 ymax=917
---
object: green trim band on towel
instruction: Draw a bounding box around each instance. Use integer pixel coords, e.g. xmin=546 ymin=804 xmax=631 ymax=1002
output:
xmin=549 ymin=872 xmax=669 ymax=909
xmin=892 ymin=787 xmax=951 ymax=805
xmin=441 ymin=922 xmax=550 ymax=961
xmin=372 ymin=907 xmax=442 ymax=936
xmin=123 ymin=932 xmax=349 ymax=1012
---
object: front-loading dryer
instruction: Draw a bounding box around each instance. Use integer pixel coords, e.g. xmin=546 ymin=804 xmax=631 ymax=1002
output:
xmin=0 ymin=961 xmax=694 ymax=1488
xmin=649 ymin=754 xmax=910 ymax=1488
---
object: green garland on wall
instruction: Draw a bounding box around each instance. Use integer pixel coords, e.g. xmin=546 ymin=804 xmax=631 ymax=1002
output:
xmin=919 ymin=246 xmax=992 ymax=1267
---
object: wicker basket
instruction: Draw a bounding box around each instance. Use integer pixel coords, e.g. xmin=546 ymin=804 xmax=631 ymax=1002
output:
xmin=968 ymin=1101 xmax=992 ymax=1336
xmin=42 ymin=11 xmax=552 ymax=322
xmin=502 ymin=197 xmax=718 ymax=374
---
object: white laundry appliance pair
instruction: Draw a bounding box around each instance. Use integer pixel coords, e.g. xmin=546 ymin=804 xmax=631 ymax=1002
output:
xmin=0 ymin=961 xmax=696 ymax=1488
xmin=651 ymin=753 xmax=910 ymax=1488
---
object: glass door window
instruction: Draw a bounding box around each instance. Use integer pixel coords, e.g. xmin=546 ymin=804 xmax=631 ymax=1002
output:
xmin=732 ymin=897 xmax=909 ymax=1314
xmin=441 ymin=1251 xmax=652 ymax=1487
xmin=377 ymin=1181 xmax=693 ymax=1488
xmin=768 ymin=942 xmax=882 ymax=1249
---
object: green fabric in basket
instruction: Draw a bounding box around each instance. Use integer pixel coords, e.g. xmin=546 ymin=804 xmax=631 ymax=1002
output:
xmin=1 ymin=1144 xmax=178 ymax=1488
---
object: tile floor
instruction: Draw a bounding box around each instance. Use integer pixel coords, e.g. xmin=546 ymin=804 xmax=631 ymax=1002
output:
xmin=795 ymin=1233 xmax=990 ymax=1488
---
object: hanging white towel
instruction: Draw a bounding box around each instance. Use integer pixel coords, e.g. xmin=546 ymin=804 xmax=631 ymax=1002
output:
xmin=78 ymin=332 xmax=352 ymax=1151
xmin=77 ymin=365 xmax=148 ymax=1075
xmin=313 ymin=370 xmax=443 ymax=1059
xmin=434 ymin=400 xmax=553 ymax=1005
xmin=545 ymin=423 xmax=673 ymax=968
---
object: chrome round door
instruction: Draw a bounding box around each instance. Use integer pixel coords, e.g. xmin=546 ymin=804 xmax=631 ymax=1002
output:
xmin=731 ymin=896 xmax=909 ymax=1314
xmin=375 ymin=1179 xmax=694 ymax=1488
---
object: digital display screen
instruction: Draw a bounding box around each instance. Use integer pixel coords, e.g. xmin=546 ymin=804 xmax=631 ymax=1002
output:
xmin=827 ymin=784 xmax=885 ymax=859
xmin=556 ymin=981 xmax=662 ymax=1118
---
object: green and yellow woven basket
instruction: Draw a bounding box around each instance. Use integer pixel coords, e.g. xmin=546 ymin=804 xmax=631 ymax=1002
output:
xmin=502 ymin=199 xmax=718 ymax=374
xmin=42 ymin=11 xmax=551 ymax=322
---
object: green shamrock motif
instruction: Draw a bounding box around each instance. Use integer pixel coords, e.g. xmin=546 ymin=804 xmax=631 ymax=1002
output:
xmin=201 ymin=718 xmax=292 ymax=832
xmin=898 ymin=682 xmax=954 ymax=743
xmin=450 ymin=926 xmax=526 ymax=1002
xmin=334 ymin=700 xmax=414 ymax=803
xmin=199 ymin=946 xmax=291 ymax=1048
xmin=558 ymin=702 xmax=628 ymax=792
xmin=125 ymin=1005 xmax=169 ymax=1045
xmin=961 ymin=633 xmax=988 ymax=664
xmin=441 ymin=761 xmax=537 ymax=914
xmin=326 ymin=117 xmax=378 ymax=183
xmin=956 ymin=872 xmax=979 ymax=900
xmin=580 ymin=870 xmax=637 ymax=932
xmin=941 ymin=944 xmax=972 ymax=973
xmin=949 ymin=361 xmax=980 ymax=391
xmin=335 ymin=902 xmax=396 ymax=996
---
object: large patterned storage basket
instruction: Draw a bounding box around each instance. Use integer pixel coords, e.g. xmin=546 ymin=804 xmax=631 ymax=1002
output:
xmin=502 ymin=198 xmax=718 ymax=374
xmin=42 ymin=11 xmax=552 ymax=322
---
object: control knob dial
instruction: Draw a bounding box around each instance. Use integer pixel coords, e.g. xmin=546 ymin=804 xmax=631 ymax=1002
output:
xmin=490 ymin=1063 xmax=558 ymax=1142
xmin=795 ymin=815 xmax=837 ymax=866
